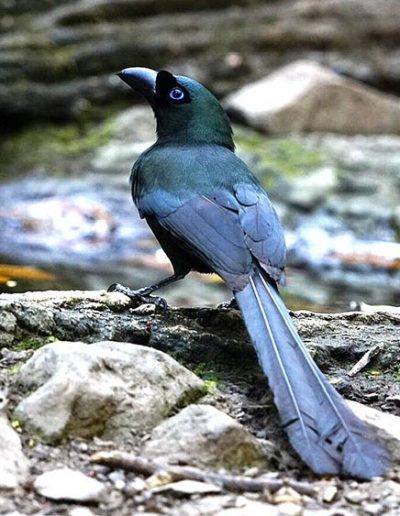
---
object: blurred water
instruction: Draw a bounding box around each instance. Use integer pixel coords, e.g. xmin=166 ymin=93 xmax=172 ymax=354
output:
xmin=1 ymin=174 xmax=399 ymax=311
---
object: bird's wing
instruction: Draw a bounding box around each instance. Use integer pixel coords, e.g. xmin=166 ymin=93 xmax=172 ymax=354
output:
xmin=140 ymin=183 xmax=286 ymax=289
xmin=234 ymin=183 xmax=286 ymax=283
xmin=158 ymin=193 xmax=252 ymax=288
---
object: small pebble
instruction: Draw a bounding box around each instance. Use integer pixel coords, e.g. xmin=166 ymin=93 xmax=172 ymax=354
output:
xmin=76 ymin=442 xmax=89 ymax=452
xmin=69 ymin=508 xmax=95 ymax=516
xmin=123 ymin=477 xmax=147 ymax=496
xmin=91 ymin=464 xmax=110 ymax=475
xmin=385 ymin=494 xmax=400 ymax=509
xmin=244 ymin=467 xmax=259 ymax=477
xmin=108 ymin=470 xmax=125 ymax=484
xmin=322 ymin=485 xmax=338 ymax=503
xmin=34 ymin=468 xmax=106 ymax=503
xmin=114 ymin=479 xmax=126 ymax=491
xmin=273 ymin=487 xmax=302 ymax=504
xmin=277 ymin=502 xmax=303 ymax=516
xmin=146 ymin=471 xmax=175 ymax=488
xmin=363 ymin=503 xmax=384 ymax=515
xmin=345 ymin=490 xmax=368 ymax=504
xmin=154 ymin=479 xmax=222 ymax=496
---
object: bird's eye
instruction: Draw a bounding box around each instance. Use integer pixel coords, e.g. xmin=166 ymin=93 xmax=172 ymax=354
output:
xmin=169 ymin=87 xmax=185 ymax=102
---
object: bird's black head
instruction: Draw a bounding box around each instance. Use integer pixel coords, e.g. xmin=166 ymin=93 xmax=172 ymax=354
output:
xmin=117 ymin=67 xmax=234 ymax=150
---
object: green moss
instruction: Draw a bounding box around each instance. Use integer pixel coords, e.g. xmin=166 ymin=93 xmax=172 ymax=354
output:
xmin=193 ymin=363 xmax=222 ymax=389
xmin=6 ymin=31 xmax=78 ymax=82
xmin=11 ymin=419 xmax=21 ymax=430
xmin=14 ymin=337 xmax=43 ymax=351
xmin=7 ymin=363 xmax=22 ymax=375
xmin=0 ymin=115 xmax=116 ymax=178
xmin=6 ymin=336 xmax=59 ymax=373
xmin=234 ymin=126 xmax=332 ymax=187
xmin=203 ymin=378 xmax=218 ymax=393
xmin=43 ymin=47 xmax=76 ymax=78
xmin=14 ymin=335 xmax=58 ymax=351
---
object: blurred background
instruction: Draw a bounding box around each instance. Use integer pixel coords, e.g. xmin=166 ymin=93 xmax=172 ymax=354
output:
xmin=1 ymin=0 xmax=400 ymax=311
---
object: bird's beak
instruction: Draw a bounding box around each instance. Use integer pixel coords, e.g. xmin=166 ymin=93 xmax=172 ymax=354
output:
xmin=117 ymin=67 xmax=157 ymax=105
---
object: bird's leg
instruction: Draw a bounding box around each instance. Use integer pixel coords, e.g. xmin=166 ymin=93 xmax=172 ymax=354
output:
xmin=107 ymin=273 xmax=186 ymax=312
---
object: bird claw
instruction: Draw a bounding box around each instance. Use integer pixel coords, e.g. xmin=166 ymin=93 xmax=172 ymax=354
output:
xmin=218 ymin=297 xmax=239 ymax=310
xmin=107 ymin=283 xmax=168 ymax=314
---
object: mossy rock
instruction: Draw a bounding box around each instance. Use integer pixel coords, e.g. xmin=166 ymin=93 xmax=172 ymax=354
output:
xmin=234 ymin=125 xmax=334 ymax=188
xmin=0 ymin=114 xmax=117 ymax=178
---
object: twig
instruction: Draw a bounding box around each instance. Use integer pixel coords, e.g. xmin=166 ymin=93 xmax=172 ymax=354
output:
xmin=348 ymin=344 xmax=383 ymax=377
xmin=90 ymin=451 xmax=316 ymax=496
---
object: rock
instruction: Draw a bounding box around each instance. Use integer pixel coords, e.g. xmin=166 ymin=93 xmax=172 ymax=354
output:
xmin=277 ymin=503 xmax=302 ymax=516
xmin=154 ymin=479 xmax=222 ymax=496
xmin=142 ymin=404 xmax=267 ymax=470
xmin=345 ymin=489 xmax=368 ymax=504
xmin=351 ymin=302 xmax=400 ymax=314
xmin=15 ymin=341 xmax=205 ymax=442
xmin=0 ymin=312 xmax=17 ymax=347
xmin=286 ymin=166 xmax=338 ymax=210
xmin=33 ymin=468 xmax=106 ymax=503
xmin=0 ymin=411 xmax=29 ymax=490
xmin=91 ymin=106 xmax=155 ymax=173
xmin=224 ymin=60 xmax=400 ymax=135
xmin=321 ymin=484 xmax=338 ymax=503
xmin=69 ymin=508 xmax=97 ymax=516
xmin=2 ymin=290 xmax=400 ymax=422
xmin=218 ymin=498 xmax=280 ymax=516
xmin=362 ymin=504 xmax=384 ymax=515
xmin=348 ymin=400 xmax=400 ymax=462
xmin=273 ymin=487 xmax=302 ymax=505
xmin=123 ymin=477 xmax=147 ymax=496
xmin=108 ymin=470 xmax=125 ymax=490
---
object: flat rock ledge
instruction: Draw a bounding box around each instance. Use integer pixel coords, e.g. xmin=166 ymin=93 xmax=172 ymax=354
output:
xmin=0 ymin=290 xmax=399 ymax=373
xmin=0 ymin=289 xmax=399 ymax=340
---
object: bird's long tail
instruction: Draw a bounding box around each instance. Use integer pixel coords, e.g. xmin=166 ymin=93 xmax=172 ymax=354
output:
xmin=234 ymin=266 xmax=391 ymax=479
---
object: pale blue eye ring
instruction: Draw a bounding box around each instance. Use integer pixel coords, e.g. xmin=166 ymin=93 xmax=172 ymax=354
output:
xmin=169 ymin=87 xmax=185 ymax=101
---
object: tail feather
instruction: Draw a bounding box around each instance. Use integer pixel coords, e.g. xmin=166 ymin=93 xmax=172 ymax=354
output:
xmin=235 ymin=266 xmax=391 ymax=479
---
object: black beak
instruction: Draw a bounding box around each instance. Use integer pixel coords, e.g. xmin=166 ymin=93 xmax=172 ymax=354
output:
xmin=117 ymin=67 xmax=157 ymax=105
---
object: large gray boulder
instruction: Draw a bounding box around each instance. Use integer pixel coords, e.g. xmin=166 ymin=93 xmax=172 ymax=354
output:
xmin=14 ymin=341 xmax=205 ymax=442
xmin=225 ymin=60 xmax=400 ymax=135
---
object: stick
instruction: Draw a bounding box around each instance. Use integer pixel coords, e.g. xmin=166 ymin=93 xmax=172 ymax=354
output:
xmin=348 ymin=344 xmax=382 ymax=376
xmin=90 ymin=451 xmax=316 ymax=496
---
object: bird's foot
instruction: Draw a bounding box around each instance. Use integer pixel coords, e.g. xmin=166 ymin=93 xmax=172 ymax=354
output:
xmin=218 ymin=297 xmax=239 ymax=310
xmin=107 ymin=283 xmax=168 ymax=314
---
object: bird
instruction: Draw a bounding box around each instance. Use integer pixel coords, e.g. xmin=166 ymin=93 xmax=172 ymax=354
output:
xmin=109 ymin=66 xmax=391 ymax=479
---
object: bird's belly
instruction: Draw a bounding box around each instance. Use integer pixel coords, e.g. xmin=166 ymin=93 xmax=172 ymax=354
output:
xmin=146 ymin=216 xmax=213 ymax=275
